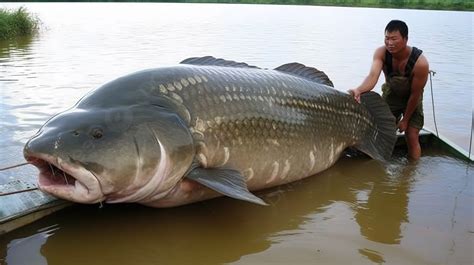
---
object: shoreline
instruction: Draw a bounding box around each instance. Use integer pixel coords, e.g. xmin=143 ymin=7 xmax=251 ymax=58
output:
xmin=1 ymin=1 xmax=472 ymax=11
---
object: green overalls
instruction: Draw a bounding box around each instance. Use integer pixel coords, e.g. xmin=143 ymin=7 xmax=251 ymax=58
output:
xmin=381 ymin=47 xmax=424 ymax=129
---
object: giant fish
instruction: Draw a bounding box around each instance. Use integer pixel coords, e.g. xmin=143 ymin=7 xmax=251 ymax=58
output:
xmin=24 ymin=57 xmax=396 ymax=207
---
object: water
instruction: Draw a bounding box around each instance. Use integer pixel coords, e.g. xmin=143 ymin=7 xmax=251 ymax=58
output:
xmin=0 ymin=150 xmax=472 ymax=265
xmin=0 ymin=3 xmax=472 ymax=265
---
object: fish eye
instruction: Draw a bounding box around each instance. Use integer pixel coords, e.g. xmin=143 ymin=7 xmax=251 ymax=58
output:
xmin=90 ymin=128 xmax=103 ymax=139
xmin=72 ymin=130 xmax=80 ymax=136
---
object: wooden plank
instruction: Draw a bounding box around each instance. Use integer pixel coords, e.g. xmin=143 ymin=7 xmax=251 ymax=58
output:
xmin=0 ymin=201 xmax=69 ymax=235
xmin=0 ymin=180 xmax=71 ymax=235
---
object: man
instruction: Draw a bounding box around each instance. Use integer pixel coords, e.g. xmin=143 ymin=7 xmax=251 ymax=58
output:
xmin=349 ymin=20 xmax=429 ymax=160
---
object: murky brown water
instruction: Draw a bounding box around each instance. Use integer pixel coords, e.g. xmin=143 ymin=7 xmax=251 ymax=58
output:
xmin=1 ymin=147 xmax=472 ymax=265
xmin=0 ymin=3 xmax=473 ymax=265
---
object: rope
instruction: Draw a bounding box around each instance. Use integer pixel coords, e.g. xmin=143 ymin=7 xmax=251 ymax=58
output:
xmin=429 ymin=70 xmax=439 ymax=138
xmin=469 ymin=110 xmax=473 ymax=162
xmin=0 ymin=187 xmax=39 ymax=196
xmin=0 ymin=162 xmax=30 ymax=171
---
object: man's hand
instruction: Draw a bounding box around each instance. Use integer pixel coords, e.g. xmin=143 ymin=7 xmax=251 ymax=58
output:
xmin=398 ymin=118 xmax=408 ymax=133
xmin=348 ymin=88 xmax=361 ymax=103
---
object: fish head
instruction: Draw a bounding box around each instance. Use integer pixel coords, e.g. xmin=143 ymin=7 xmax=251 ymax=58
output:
xmin=24 ymin=105 xmax=194 ymax=204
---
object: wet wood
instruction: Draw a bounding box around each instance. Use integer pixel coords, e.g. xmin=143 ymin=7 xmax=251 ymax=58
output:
xmin=0 ymin=180 xmax=71 ymax=235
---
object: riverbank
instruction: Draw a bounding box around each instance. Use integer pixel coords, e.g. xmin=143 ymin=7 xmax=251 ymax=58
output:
xmin=0 ymin=7 xmax=39 ymax=40
xmin=183 ymin=0 xmax=472 ymax=10
xmin=2 ymin=1 xmax=473 ymax=11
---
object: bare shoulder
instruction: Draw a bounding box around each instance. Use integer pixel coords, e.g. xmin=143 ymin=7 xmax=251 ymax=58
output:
xmin=414 ymin=53 xmax=429 ymax=74
xmin=374 ymin=46 xmax=386 ymax=59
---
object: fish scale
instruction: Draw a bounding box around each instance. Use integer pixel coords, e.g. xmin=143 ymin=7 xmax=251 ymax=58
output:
xmin=157 ymin=66 xmax=363 ymax=189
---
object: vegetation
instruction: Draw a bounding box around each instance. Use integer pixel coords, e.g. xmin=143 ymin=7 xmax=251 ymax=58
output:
xmin=180 ymin=0 xmax=472 ymax=10
xmin=219 ymin=0 xmax=474 ymax=10
xmin=0 ymin=7 xmax=39 ymax=40
xmin=8 ymin=0 xmax=472 ymax=11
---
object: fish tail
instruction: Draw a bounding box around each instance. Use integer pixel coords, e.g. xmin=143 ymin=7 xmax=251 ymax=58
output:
xmin=356 ymin=91 xmax=397 ymax=161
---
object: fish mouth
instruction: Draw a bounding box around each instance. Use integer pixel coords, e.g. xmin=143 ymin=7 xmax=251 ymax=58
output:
xmin=25 ymin=153 xmax=105 ymax=204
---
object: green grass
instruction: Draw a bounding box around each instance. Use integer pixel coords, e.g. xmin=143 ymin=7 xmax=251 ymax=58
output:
xmin=0 ymin=7 xmax=39 ymax=40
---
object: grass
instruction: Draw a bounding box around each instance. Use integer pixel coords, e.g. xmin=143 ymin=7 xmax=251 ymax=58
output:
xmin=0 ymin=7 xmax=39 ymax=40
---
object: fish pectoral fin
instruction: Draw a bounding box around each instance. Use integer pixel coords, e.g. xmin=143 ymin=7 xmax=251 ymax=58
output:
xmin=185 ymin=167 xmax=268 ymax=206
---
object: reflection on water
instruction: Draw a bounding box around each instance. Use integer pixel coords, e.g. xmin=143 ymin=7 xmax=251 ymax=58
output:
xmin=0 ymin=35 xmax=36 ymax=60
xmin=4 ymin=225 xmax=58 ymax=265
xmin=355 ymin=161 xmax=416 ymax=245
xmin=1 ymin=149 xmax=472 ymax=265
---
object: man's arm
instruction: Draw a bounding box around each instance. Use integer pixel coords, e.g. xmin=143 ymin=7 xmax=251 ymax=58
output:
xmin=398 ymin=54 xmax=429 ymax=132
xmin=348 ymin=46 xmax=385 ymax=102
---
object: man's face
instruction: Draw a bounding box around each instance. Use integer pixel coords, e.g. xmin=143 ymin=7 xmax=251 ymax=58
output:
xmin=384 ymin=30 xmax=407 ymax=54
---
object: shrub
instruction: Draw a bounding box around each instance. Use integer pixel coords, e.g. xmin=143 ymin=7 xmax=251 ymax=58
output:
xmin=0 ymin=7 xmax=39 ymax=40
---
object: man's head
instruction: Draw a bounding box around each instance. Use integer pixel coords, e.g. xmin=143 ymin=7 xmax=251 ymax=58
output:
xmin=384 ymin=20 xmax=409 ymax=54
xmin=385 ymin=20 xmax=408 ymax=38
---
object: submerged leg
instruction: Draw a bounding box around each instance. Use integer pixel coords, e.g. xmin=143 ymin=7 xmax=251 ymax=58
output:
xmin=405 ymin=126 xmax=421 ymax=160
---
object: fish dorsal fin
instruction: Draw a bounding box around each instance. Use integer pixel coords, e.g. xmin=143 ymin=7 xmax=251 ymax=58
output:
xmin=180 ymin=56 xmax=260 ymax=69
xmin=274 ymin=63 xmax=334 ymax=87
